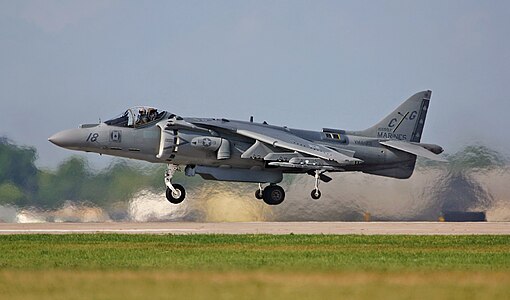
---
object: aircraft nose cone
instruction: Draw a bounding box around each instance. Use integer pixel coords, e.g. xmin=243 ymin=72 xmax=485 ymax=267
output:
xmin=48 ymin=133 xmax=60 ymax=146
xmin=48 ymin=129 xmax=83 ymax=149
xmin=48 ymin=131 xmax=68 ymax=147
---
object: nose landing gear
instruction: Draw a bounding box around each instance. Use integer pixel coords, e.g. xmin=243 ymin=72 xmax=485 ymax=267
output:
xmin=165 ymin=164 xmax=186 ymax=204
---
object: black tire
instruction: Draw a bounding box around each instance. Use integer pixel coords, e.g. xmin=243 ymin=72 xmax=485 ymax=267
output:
xmin=262 ymin=185 xmax=285 ymax=205
xmin=311 ymin=189 xmax=321 ymax=200
xmin=255 ymin=189 xmax=263 ymax=200
xmin=166 ymin=184 xmax=186 ymax=204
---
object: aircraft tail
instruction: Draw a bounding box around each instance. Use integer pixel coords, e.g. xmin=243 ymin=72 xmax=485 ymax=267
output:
xmin=356 ymin=90 xmax=431 ymax=142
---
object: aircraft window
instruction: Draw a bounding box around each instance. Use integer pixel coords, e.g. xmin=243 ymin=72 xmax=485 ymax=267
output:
xmin=104 ymin=110 xmax=132 ymax=127
xmin=105 ymin=107 xmax=166 ymax=128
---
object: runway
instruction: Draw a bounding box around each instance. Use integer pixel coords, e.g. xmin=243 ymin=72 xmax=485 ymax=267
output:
xmin=0 ymin=222 xmax=509 ymax=235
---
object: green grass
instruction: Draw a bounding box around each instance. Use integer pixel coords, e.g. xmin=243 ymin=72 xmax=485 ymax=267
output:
xmin=0 ymin=234 xmax=509 ymax=299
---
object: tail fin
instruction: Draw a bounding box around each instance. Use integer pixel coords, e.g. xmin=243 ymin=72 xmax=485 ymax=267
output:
xmin=356 ymin=90 xmax=431 ymax=142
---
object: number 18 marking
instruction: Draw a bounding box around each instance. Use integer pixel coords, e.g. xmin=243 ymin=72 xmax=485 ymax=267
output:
xmin=86 ymin=133 xmax=99 ymax=142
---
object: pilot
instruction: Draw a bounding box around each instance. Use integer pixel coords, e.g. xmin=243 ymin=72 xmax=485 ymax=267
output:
xmin=137 ymin=108 xmax=149 ymax=124
xmin=148 ymin=108 xmax=158 ymax=121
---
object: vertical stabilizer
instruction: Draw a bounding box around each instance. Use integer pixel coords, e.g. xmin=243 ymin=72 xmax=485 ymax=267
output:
xmin=356 ymin=90 xmax=431 ymax=142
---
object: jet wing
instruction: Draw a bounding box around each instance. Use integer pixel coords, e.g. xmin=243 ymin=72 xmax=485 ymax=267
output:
xmin=187 ymin=119 xmax=362 ymax=165
xmin=380 ymin=140 xmax=447 ymax=162
xmin=236 ymin=129 xmax=362 ymax=165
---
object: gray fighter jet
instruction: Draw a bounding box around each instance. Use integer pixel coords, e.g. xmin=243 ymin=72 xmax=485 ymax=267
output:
xmin=49 ymin=90 xmax=445 ymax=205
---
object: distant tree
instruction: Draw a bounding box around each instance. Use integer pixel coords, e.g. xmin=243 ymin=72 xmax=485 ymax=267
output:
xmin=0 ymin=138 xmax=38 ymax=205
xmin=0 ymin=182 xmax=24 ymax=205
xmin=37 ymin=157 xmax=91 ymax=208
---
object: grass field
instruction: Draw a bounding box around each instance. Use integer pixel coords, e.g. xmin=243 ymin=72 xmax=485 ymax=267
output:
xmin=0 ymin=234 xmax=509 ymax=299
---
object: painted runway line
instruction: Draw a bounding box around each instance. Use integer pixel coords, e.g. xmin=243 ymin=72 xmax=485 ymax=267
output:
xmin=0 ymin=229 xmax=198 ymax=234
xmin=0 ymin=222 xmax=509 ymax=235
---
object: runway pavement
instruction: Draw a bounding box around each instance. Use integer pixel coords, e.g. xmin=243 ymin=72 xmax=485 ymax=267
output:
xmin=0 ymin=222 xmax=509 ymax=235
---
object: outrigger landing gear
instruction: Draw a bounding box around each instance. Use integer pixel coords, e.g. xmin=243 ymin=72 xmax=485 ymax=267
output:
xmin=310 ymin=170 xmax=322 ymax=200
xmin=255 ymin=184 xmax=285 ymax=205
xmin=165 ymin=164 xmax=186 ymax=204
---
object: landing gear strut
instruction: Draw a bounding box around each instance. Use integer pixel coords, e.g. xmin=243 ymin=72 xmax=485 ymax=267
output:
xmin=310 ymin=170 xmax=323 ymax=200
xmin=254 ymin=184 xmax=285 ymax=205
xmin=255 ymin=183 xmax=264 ymax=200
xmin=165 ymin=164 xmax=186 ymax=204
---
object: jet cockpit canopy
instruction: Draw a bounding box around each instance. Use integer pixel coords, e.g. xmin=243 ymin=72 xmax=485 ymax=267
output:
xmin=104 ymin=106 xmax=167 ymax=128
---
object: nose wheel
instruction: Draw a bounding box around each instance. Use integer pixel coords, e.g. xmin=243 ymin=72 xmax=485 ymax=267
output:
xmin=165 ymin=164 xmax=186 ymax=204
xmin=166 ymin=184 xmax=186 ymax=204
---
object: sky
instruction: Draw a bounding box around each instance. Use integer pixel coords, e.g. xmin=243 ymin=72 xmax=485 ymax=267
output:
xmin=1 ymin=0 xmax=509 ymax=169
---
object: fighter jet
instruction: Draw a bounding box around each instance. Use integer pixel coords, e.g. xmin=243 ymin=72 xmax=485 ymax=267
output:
xmin=49 ymin=90 xmax=445 ymax=205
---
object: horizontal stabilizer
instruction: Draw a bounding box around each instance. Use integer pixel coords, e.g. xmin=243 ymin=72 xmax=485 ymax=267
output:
xmin=380 ymin=140 xmax=447 ymax=162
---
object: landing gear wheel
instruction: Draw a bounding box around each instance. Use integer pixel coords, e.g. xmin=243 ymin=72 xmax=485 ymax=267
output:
xmin=255 ymin=189 xmax=263 ymax=200
xmin=310 ymin=170 xmax=323 ymax=200
xmin=166 ymin=184 xmax=186 ymax=204
xmin=262 ymin=185 xmax=285 ymax=205
xmin=311 ymin=189 xmax=321 ymax=200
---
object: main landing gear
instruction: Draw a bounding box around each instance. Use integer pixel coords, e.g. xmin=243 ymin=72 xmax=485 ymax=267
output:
xmin=255 ymin=183 xmax=285 ymax=205
xmin=255 ymin=170 xmax=329 ymax=204
xmin=165 ymin=164 xmax=186 ymax=204
xmin=164 ymin=164 xmax=328 ymax=206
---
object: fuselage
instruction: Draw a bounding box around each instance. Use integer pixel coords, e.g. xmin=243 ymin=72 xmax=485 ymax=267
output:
xmin=49 ymin=110 xmax=416 ymax=179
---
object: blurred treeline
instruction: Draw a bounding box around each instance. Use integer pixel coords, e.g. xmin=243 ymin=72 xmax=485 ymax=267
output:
xmin=0 ymin=137 xmax=198 ymax=209
xmin=1 ymin=136 xmax=508 ymax=210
